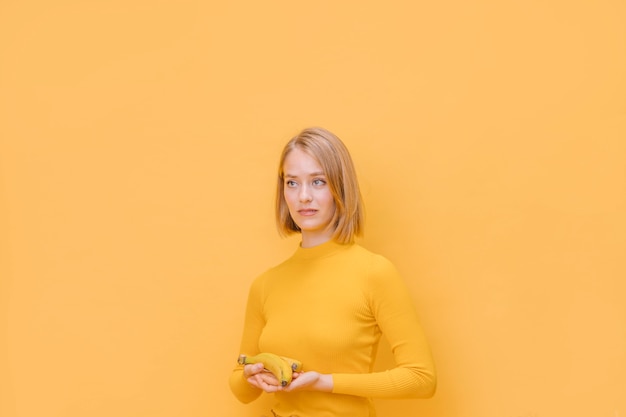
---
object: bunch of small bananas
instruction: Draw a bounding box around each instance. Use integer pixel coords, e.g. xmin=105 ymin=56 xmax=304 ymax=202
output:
xmin=238 ymin=352 xmax=303 ymax=386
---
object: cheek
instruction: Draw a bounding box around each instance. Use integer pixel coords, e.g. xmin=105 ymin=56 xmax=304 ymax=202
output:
xmin=321 ymin=190 xmax=335 ymax=211
xmin=284 ymin=191 xmax=302 ymax=214
xmin=283 ymin=192 xmax=296 ymax=209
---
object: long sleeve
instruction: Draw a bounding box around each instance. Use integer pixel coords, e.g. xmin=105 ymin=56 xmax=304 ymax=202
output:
xmin=331 ymin=255 xmax=437 ymax=398
xmin=228 ymin=275 xmax=266 ymax=403
xmin=228 ymin=241 xmax=436 ymax=415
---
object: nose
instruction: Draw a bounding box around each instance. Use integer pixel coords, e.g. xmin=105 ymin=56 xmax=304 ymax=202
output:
xmin=298 ymin=184 xmax=312 ymax=202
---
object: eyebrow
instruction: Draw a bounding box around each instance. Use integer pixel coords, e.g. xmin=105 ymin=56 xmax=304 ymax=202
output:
xmin=284 ymin=171 xmax=326 ymax=178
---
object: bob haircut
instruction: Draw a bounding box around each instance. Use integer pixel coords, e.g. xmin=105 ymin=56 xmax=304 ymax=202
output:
xmin=275 ymin=127 xmax=364 ymax=244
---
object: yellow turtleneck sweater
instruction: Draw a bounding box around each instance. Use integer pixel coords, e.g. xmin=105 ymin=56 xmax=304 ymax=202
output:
xmin=229 ymin=240 xmax=436 ymax=416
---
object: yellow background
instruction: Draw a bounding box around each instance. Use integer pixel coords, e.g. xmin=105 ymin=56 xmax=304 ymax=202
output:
xmin=1 ymin=1 xmax=625 ymax=416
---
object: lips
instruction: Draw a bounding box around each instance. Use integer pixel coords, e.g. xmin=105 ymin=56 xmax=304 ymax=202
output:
xmin=298 ymin=209 xmax=318 ymax=216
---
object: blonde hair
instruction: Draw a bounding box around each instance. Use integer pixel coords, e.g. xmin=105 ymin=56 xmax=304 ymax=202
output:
xmin=275 ymin=127 xmax=364 ymax=243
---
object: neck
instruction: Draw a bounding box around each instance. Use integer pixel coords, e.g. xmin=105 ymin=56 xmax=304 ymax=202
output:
xmin=300 ymin=231 xmax=333 ymax=248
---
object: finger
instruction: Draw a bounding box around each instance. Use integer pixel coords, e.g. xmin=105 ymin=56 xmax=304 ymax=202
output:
xmin=259 ymin=372 xmax=281 ymax=386
xmin=244 ymin=363 xmax=263 ymax=377
xmin=252 ymin=375 xmax=282 ymax=393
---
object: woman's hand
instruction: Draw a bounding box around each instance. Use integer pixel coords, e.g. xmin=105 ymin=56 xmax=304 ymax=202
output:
xmin=243 ymin=363 xmax=284 ymax=393
xmin=244 ymin=364 xmax=334 ymax=393
xmin=283 ymin=371 xmax=333 ymax=393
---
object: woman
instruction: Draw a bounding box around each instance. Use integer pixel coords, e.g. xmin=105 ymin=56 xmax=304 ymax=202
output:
xmin=229 ymin=127 xmax=436 ymax=416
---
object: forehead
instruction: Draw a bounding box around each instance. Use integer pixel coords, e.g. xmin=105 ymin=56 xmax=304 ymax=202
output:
xmin=283 ymin=148 xmax=325 ymax=176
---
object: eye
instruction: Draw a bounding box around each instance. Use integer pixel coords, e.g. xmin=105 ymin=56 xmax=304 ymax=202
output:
xmin=313 ymin=179 xmax=326 ymax=186
xmin=285 ymin=180 xmax=297 ymax=188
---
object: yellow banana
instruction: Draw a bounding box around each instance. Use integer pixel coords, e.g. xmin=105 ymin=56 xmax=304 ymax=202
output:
xmin=279 ymin=355 xmax=303 ymax=373
xmin=238 ymin=352 xmax=301 ymax=386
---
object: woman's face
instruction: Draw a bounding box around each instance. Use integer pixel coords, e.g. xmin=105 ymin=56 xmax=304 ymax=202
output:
xmin=282 ymin=148 xmax=336 ymax=247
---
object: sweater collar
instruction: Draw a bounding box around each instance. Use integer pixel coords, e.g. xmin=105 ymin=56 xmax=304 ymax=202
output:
xmin=291 ymin=239 xmax=352 ymax=261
